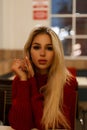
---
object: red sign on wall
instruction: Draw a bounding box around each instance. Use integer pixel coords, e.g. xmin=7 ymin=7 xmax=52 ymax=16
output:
xmin=32 ymin=0 xmax=48 ymax=8
xmin=32 ymin=0 xmax=48 ymax=20
xmin=33 ymin=10 xmax=48 ymax=20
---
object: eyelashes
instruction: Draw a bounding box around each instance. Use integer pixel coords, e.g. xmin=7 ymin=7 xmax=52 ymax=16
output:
xmin=47 ymin=46 xmax=53 ymax=50
xmin=32 ymin=46 xmax=40 ymax=50
xmin=32 ymin=46 xmax=53 ymax=51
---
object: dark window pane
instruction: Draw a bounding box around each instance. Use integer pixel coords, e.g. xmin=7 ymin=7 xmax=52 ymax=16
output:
xmin=76 ymin=0 xmax=87 ymax=14
xmin=62 ymin=39 xmax=72 ymax=56
xmin=51 ymin=18 xmax=72 ymax=28
xmin=76 ymin=39 xmax=87 ymax=56
xmin=51 ymin=0 xmax=72 ymax=14
xmin=51 ymin=18 xmax=72 ymax=36
xmin=76 ymin=18 xmax=87 ymax=35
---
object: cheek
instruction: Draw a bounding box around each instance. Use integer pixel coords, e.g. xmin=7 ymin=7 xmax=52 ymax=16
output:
xmin=30 ymin=51 xmax=38 ymax=62
xmin=48 ymin=53 xmax=54 ymax=63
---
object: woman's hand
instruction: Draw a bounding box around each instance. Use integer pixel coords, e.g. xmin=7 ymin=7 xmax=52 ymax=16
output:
xmin=24 ymin=56 xmax=34 ymax=78
xmin=11 ymin=56 xmax=34 ymax=80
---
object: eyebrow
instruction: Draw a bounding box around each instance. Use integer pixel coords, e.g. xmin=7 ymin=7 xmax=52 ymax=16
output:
xmin=32 ymin=43 xmax=40 ymax=45
xmin=32 ymin=43 xmax=52 ymax=46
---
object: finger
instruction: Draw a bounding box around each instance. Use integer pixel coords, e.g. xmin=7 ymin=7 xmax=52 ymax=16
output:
xmin=25 ymin=56 xmax=34 ymax=77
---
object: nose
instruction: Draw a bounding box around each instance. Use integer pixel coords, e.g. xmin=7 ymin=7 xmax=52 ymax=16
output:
xmin=40 ymin=48 xmax=46 ymax=56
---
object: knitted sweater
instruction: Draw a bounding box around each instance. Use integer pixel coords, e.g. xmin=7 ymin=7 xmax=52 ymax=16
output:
xmin=8 ymin=73 xmax=78 ymax=130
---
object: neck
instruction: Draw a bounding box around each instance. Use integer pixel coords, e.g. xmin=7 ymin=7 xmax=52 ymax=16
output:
xmin=35 ymin=69 xmax=48 ymax=75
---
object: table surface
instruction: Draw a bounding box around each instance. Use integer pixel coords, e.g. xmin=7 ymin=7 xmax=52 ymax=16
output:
xmin=0 ymin=126 xmax=67 ymax=130
xmin=0 ymin=126 xmax=15 ymax=130
xmin=76 ymin=77 xmax=87 ymax=88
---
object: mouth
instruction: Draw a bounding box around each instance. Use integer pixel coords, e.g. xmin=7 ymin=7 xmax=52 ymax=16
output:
xmin=38 ymin=60 xmax=47 ymax=64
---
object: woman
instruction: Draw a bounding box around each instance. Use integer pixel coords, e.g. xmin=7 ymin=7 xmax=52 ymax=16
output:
xmin=8 ymin=26 xmax=78 ymax=130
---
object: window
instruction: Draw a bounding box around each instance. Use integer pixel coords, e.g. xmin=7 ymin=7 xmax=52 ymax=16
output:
xmin=50 ymin=0 xmax=87 ymax=57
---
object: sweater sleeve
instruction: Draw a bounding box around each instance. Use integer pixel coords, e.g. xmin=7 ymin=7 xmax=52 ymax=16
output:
xmin=8 ymin=76 xmax=34 ymax=130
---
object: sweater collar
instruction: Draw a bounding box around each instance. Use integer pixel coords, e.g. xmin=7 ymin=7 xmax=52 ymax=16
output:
xmin=35 ymin=72 xmax=48 ymax=89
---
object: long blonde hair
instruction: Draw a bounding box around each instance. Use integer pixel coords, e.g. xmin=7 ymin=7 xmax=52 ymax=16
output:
xmin=24 ymin=26 xmax=72 ymax=130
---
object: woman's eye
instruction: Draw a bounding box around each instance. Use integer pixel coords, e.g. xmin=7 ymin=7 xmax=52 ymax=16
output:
xmin=46 ymin=46 xmax=53 ymax=51
xmin=33 ymin=46 xmax=40 ymax=50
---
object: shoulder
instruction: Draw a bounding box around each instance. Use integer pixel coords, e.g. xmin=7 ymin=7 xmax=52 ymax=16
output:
xmin=64 ymin=76 xmax=78 ymax=92
xmin=63 ymin=76 xmax=78 ymax=105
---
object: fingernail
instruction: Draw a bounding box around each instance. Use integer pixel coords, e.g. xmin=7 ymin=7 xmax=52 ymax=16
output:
xmin=25 ymin=56 xmax=28 ymax=59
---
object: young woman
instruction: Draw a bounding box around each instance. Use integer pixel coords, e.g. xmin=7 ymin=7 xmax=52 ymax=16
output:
xmin=8 ymin=26 xmax=78 ymax=130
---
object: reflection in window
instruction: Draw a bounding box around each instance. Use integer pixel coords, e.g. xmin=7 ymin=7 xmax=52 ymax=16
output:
xmin=51 ymin=0 xmax=87 ymax=57
xmin=72 ymin=43 xmax=81 ymax=56
xmin=76 ymin=39 xmax=87 ymax=56
xmin=50 ymin=27 xmax=72 ymax=56
xmin=51 ymin=0 xmax=72 ymax=14
xmin=51 ymin=27 xmax=69 ymax=40
xmin=76 ymin=18 xmax=87 ymax=35
xmin=76 ymin=1 xmax=87 ymax=14
xmin=51 ymin=18 xmax=72 ymax=38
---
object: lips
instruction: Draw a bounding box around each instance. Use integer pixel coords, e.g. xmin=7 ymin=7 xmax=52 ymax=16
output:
xmin=38 ymin=59 xmax=47 ymax=64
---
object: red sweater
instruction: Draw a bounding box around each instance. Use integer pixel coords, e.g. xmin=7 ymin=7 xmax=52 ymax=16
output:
xmin=8 ymin=73 xmax=78 ymax=130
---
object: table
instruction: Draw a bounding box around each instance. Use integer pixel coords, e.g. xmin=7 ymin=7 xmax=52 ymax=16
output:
xmin=76 ymin=77 xmax=87 ymax=88
xmin=0 ymin=126 xmax=15 ymax=130
xmin=0 ymin=126 xmax=67 ymax=130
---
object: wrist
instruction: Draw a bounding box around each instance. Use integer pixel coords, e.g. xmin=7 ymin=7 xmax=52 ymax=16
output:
xmin=20 ymin=76 xmax=28 ymax=81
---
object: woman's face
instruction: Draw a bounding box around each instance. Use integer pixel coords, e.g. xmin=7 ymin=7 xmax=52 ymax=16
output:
xmin=30 ymin=34 xmax=54 ymax=74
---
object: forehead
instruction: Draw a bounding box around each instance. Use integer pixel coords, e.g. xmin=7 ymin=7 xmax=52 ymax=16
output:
xmin=32 ymin=33 xmax=52 ymax=43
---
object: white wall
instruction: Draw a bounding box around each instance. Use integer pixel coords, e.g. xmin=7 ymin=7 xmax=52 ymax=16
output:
xmin=0 ymin=0 xmax=3 ymax=48
xmin=0 ymin=0 xmax=50 ymax=49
